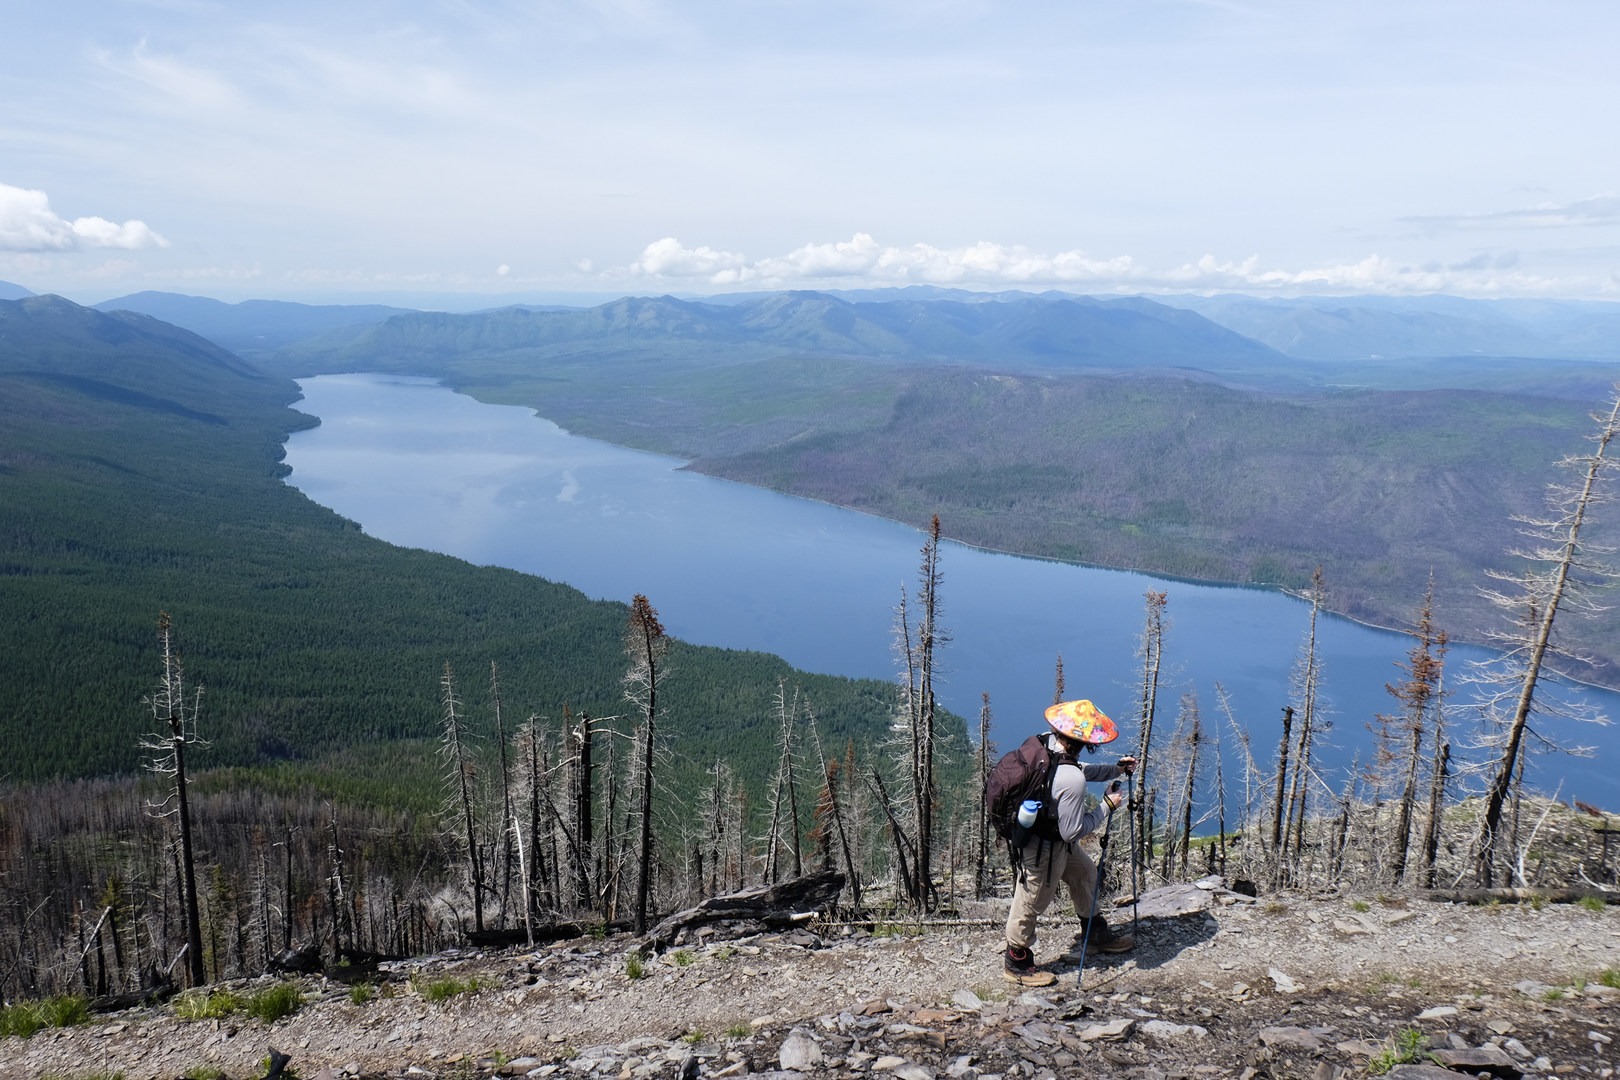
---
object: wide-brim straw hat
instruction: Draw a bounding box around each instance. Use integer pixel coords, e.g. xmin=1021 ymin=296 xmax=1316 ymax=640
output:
xmin=1044 ymin=699 xmax=1119 ymax=744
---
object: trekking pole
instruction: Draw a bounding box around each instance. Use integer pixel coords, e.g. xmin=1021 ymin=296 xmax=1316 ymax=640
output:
xmin=1126 ymin=774 xmax=1140 ymax=939
xmin=1074 ymin=781 xmax=1120 ymax=989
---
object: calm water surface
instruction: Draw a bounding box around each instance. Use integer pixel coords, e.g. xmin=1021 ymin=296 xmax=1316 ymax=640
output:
xmin=283 ymin=373 xmax=1616 ymax=809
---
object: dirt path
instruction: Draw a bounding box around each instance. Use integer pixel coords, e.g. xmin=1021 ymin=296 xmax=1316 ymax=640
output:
xmin=6 ymin=890 xmax=1617 ymax=1079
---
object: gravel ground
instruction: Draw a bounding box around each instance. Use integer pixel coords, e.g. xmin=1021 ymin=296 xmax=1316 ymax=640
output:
xmin=6 ymin=885 xmax=1617 ymax=1080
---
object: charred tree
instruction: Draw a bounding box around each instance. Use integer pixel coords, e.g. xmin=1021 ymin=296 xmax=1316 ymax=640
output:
xmin=1475 ymin=387 xmax=1619 ymax=886
xmin=1383 ymin=582 xmax=1448 ymax=884
xmin=438 ymin=663 xmax=486 ymax=934
xmin=975 ymin=693 xmax=995 ymax=899
xmin=1284 ymin=568 xmax=1328 ymax=867
xmin=139 ymin=613 xmax=207 ymax=989
xmin=488 ymin=662 xmax=516 ymax=926
xmin=1132 ymin=591 xmax=1168 ymax=873
xmin=624 ymin=594 xmax=669 ymax=935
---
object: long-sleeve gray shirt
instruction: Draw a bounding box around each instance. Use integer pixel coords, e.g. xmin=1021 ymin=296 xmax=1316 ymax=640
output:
xmin=1044 ymin=732 xmax=1127 ymax=844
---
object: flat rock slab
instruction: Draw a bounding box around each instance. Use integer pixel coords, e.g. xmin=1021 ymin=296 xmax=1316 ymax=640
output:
xmin=1130 ymin=883 xmax=1216 ymax=919
xmin=1141 ymin=1019 xmax=1210 ymax=1040
xmin=1385 ymin=1067 xmax=1476 ymax=1080
xmin=1432 ymin=1045 xmax=1521 ymax=1078
xmin=1259 ymin=1026 xmax=1326 ymax=1051
xmin=1078 ymin=1018 xmax=1136 ymax=1041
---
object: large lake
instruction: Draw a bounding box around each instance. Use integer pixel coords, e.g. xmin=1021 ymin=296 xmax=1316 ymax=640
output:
xmin=282 ymin=373 xmax=1616 ymax=810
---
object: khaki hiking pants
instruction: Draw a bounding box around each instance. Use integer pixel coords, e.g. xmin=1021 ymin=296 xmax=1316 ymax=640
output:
xmin=1005 ymin=837 xmax=1097 ymax=953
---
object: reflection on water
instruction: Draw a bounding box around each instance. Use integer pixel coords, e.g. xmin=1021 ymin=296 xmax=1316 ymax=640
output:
xmin=283 ymin=373 xmax=1616 ymax=808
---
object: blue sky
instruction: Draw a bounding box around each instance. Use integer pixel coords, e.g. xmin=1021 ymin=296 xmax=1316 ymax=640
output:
xmin=3 ymin=0 xmax=1618 ymax=304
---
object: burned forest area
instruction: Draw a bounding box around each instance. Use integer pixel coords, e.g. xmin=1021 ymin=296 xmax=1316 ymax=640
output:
xmin=2 ymin=295 xmax=1619 ymax=1080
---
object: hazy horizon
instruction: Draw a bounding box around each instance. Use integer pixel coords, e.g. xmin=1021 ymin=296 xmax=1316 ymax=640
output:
xmin=5 ymin=2 xmax=1619 ymax=304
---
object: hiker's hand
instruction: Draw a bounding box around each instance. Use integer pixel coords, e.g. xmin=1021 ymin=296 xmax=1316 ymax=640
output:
xmin=1116 ymin=756 xmax=1137 ymax=775
xmin=1104 ymin=787 xmax=1125 ymax=810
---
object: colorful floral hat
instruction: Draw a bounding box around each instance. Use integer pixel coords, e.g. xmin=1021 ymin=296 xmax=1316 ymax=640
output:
xmin=1044 ymin=699 xmax=1119 ymax=744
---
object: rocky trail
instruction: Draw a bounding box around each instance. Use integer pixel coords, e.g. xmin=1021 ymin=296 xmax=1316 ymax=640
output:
xmin=6 ymin=880 xmax=1617 ymax=1080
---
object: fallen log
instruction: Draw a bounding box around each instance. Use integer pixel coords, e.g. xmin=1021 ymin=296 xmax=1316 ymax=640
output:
xmin=1425 ymin=887 xmax=1616 ymax=905
xmin=639 ymin=870 xmax=847 ymax=953
xmin=464 ymin=919 xmax=633 ymax=949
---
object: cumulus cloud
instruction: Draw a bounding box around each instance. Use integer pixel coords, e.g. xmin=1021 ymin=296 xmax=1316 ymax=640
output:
xmin=630 ymin=237 xmax=749 ymax=280
xmin=630 ymin=234 xmax=1140 ymax=287
xmin=0 ymin=184 xmax=168 ymax=253
xmin=614 ymin=234 xmax=1610 ymax=297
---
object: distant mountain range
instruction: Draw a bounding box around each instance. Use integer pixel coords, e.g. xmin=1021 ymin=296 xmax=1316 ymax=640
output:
xmin=266 ymin=291 xmax=1294 ymax=379
xmin=76 ymin=286 xmax=1620 ymax=374
xmin=90 ymin=291 xmax=416 ymax=355
xmin=1159 ymin=293 xmax=1620 ymax=361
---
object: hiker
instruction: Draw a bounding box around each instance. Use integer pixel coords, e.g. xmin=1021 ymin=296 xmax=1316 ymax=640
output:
xmin=1003 ymin=697 xmax=1137 ymax=987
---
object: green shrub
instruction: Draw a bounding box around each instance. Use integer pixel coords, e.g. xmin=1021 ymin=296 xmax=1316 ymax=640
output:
xmin=245 ymin=983 xmax=304 ymax=1023
xmin=673 ymin=949 xmax=696 ymax=967
xmin=1578 ymin=895 xmax=1607 ymax=913
xmin=257 ymin=1055 xmax=298 ymax=1080
xmin=174 ymin=989 xmax=244 ymax=1021
xmin=625 ymin=953 xmax=645 ymax=980
xmin=1369 ymin=1028 xmax=1429 ymax=1075
xmin=349 ymin=981 xmax=378 ymax=1005
xmin=182 ymin=1066 xmax=230 ymax=1080
xmin=1599 ymin=968 xmax=1620 ymax=990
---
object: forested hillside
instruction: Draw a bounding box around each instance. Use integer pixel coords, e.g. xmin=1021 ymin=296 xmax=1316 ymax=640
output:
xmin=0 ymin=295 xmax=913 ymax=788
xmin=1 ymin=295 xmax=993 ymax=1002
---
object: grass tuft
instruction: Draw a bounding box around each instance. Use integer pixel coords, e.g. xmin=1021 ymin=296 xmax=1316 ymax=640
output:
xmin=0 ymin=995 xmax=92 ymax=1039
xmin=244 ymin=982 xmax=304 ymax=1023
xmin=174 ymin=989 xmax=243 ymax=1021
xmin=411 ymin=973 xmax=482 ymax=1003
xmin=1368 ymin=1028 xmax=1429 ymax=1075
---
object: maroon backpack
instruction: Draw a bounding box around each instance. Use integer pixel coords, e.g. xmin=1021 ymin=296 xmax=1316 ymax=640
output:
xmin=985 ymin=733 xmax=1069 ymax=844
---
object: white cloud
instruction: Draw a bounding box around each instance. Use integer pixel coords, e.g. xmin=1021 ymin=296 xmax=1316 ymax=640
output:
xmin=612 ymin=234 xmax=1618 ymax=298
xmin=69 ymin=215 xmax=169 ymax=250
xmin=0 ymin=184 xmax=168 ymax=253
xmin=630 ymin=237 xmax=749 ymax=280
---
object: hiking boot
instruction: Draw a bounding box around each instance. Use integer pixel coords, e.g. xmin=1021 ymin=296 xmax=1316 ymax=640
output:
xmin=1003 ymin=944 xmax=1056 ymax=987
xmin=1081 ymin=917 xmax=1134 ymax=954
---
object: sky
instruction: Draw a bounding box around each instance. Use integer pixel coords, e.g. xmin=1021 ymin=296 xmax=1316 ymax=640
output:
xmin=3 ymin=0 xmax=1619 ymax=306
